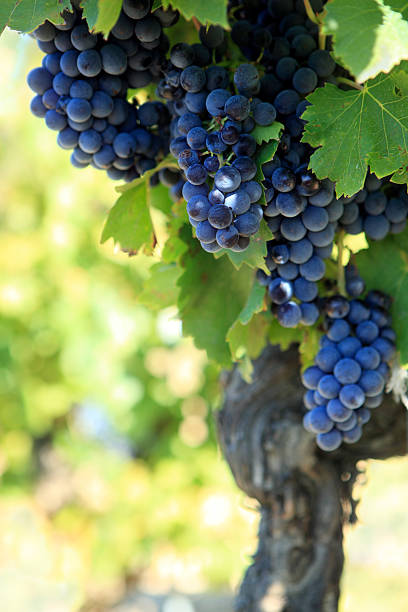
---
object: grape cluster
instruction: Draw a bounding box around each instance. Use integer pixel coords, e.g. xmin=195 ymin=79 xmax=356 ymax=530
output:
xmin=257 ymin=155 xmax=341 ymax=327
xmin=339 ymin=174 xmax=408 ymax=240
xmin=230 ymin=0 xmax=335 ymax=105
xmin=161 ymin=57 xmax=278 ymax=252
xmin=27 ymin=0 xmax=177 ymax=182
xmin=302 ymin=289 xmax=396 ymax=451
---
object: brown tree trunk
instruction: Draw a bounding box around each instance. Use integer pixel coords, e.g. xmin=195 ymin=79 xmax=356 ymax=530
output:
xmin=217 ymin=344 xmax=407 ymax=612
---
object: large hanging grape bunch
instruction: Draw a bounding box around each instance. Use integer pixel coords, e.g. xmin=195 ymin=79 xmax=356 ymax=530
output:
xmin=27 ymin=1 xmax=178 ymax=182
xmin=24 ymin=0 xmax=407 ymax=453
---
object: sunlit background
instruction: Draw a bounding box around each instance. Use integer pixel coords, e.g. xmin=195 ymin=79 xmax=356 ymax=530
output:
xmin=1 ymin=29 xmax=408 ymax=612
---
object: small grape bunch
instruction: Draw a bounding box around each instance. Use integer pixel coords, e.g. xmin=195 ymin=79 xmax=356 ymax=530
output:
xmin=257 ymin=150 xmax=344 ymax=327
xmin=339 ymin=173 xmax=408 ymax=240
xmin=302 ymin=282 xmax=396 ymax=452
xmin=163 ymin=61 xmax=278 ymax=252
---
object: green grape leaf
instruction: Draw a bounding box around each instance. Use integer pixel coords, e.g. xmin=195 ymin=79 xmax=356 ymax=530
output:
xmin=178 ymin=240 xmax=253 ymax=366
xmin=81 ymin=0 xmax=123 ymax=36
xmin=160 ymin=0 xmax=229 ymax=28
xmin=354 ymin=232 xmax=408 ymax=367
xmin=152 ymin=0 xmax=163 ymax=9
xmin=252 ymin=121 xmax=283 ymax=146
xmin=226 ymin=278 xmax=267 ymax=358
xmin=4 ymin=0 xmax=72 ymax=33
xmin=254 ymin=140 xmax=280 ymax=205
xmin=227 ymin=313 xmax=269 ymax=365
xmin=100 ymin=181 xmax=156 ymax=255
xmin=391 ymin=166 xmax=408 ymax=184
xmin=150 ymin=182 xmax=174 ymax=215
xmin=324 ymin=0 xmax=408 ymax=83
xmin=234 ymin=279 xmax=266 ymax=325
xmin=223 ymin=220 xmax=271 ymax=271
xmin=299 ymin=327 xmax=321 ymax=371
xmin=139 ymin=263 xmax=181 ymax=310
xmin=302 ymin=69 xmax=408 ymax=197
xmin=268 ymin=318 xmax=303 ymax=352
xmin=161 ymin=201 xmax=190 ymax=264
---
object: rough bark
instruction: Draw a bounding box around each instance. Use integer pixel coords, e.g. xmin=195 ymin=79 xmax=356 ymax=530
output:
xmin=217 ymin=344 xmax=407 ymax=612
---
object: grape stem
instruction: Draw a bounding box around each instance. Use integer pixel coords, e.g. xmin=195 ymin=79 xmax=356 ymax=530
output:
xmin=303 ymin=0 xmax=321 ymax=25
xmin=191 ymin=17 xmax=201 ymax=31
xmin=337 ymin=230 xmax=347 ymax=297
xmin=217 ymin=153 xmax=224 ymax=168
xmin=319 ymin=32 xmax=326 ymax=51
xmin=336 ymin=77 xmax=363 ymax=91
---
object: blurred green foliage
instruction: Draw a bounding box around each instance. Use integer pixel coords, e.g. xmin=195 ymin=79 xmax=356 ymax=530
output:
xmin=0 ymin=30 xmax=257 ymax=610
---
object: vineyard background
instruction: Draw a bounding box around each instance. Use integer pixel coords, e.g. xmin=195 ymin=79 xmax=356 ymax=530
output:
xmin=1 ymin=26 xmax=408 ymax=612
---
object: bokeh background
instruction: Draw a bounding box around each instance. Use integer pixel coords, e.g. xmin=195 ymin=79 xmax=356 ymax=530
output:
xmin=1 ymin=29 xmax=408 ymax=612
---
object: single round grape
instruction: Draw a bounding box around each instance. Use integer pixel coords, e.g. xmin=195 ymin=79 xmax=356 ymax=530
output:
xmin=318 ymin=374 xmax=341 ymax=400
xmin=274 ymin=89 xmax=300 ymax=115
xmin=232 ymin=134 xmax=257 ymax=157
xmin=334 ymin=358 xmax=362 ymax=385
xmin=234 ymin=212 xmax=260 ymax=236
xmin=27 ymin=67 xmax=53 ymax=94
xmin=336 ymin=412 xmax=358 ymax=431
xmin=67 ymin=98 xmax=92 ymax=123
xmin=122 ymin=0 xmax=151 ymax=19
xmin=100 ymin=44 xmax=127 ymax=75
xmin=316 ymin=429 xmax=342 ymax=452
xmin=224 ymin=190 xmax=251 ymax=215
xmin=201 ymin=240 xmax=223 ymax=253
xmin=180 ymin=65 xmax=206 ymax=93
xmin=196 ymin=221 xmax=217 ymax=244
xmin=294 ymin=278 xmax=318 ymax=302
xmin=234 ymin=63 xmax=260 ymax=95
xmin=300 ymin=302 xmax=320 ymax=326
xmin=342 ymin=424 xmax=363 ymax=444
xmin=57 ymin=127 xmax=79 ymax=149
xmin=280 ymin=217 xmax=307 ymax=241
xmin=186 ymin=127 xmax=207 ymax=151
xmin=292 ymin=67 xmax=318 ymax=94
xmin=71 ymin=24 xmax=97 ymax=51
xmin=135 ymin=17 xmax=162 ymax=43
xmin=77 ymin=49 xmax=102 ymax=77
xmin=253 ymin=102 xmax=277 ymax=126
xmin=269 ymin=277 xmax=294 ymax=305
xmin=232 ymin=157 xmax=257 ymax=182
xmin=359 ymin=370 xmax=385 ymax=396
xmin=186 ymin=163 xmax=208 ymax=185
xmin=277 ymin=301 xmax=302 ymax=328
xmin=339 ymin=384 xmax=365 ymax=410
xmin=111 ymin=11 xmax=134 ymax=40
xmin=306 ymin=405 xmax=333 ymax=434
xmin=45 ymin=109 xmax=67 ymax=131
xmin=79 ymin=129 xmax=102 ymax=154
xmin=214 ymin=166 xmax=241 ymax=193
xmin=93 ymin=145 xmax=116 ymax=169
xmin=272 ymin=167 xmax=296 ymax=193
xmin=186 ymin=195 xmax=211 ymax=221
xmin=315 ymin=346 xmax=341 ymax=373
xmin=325 ymin=296 xmax=350 ymax=319
xmin=113 ymin=133 xmax=137 ymax=158
xmin=364 ymin=214 xmax=390 ymax=240
xmin=276 ymin=192 xmax=306 ymax=217
xmin=326 ymin=399 xmax=353 ymax=423
xmin=224 ymin=95 xmax=250 ymax=121
xmin=356 ymin=320 xmax=379 ymax=344
xmin=208 ymin=205 xmax=233 ymax=229
xmin=216 ymin=226 xmax=239 ymax=249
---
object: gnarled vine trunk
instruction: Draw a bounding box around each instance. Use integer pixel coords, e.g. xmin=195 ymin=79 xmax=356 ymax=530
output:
xmin=217 ymin=344 xmax=406 ymax=612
